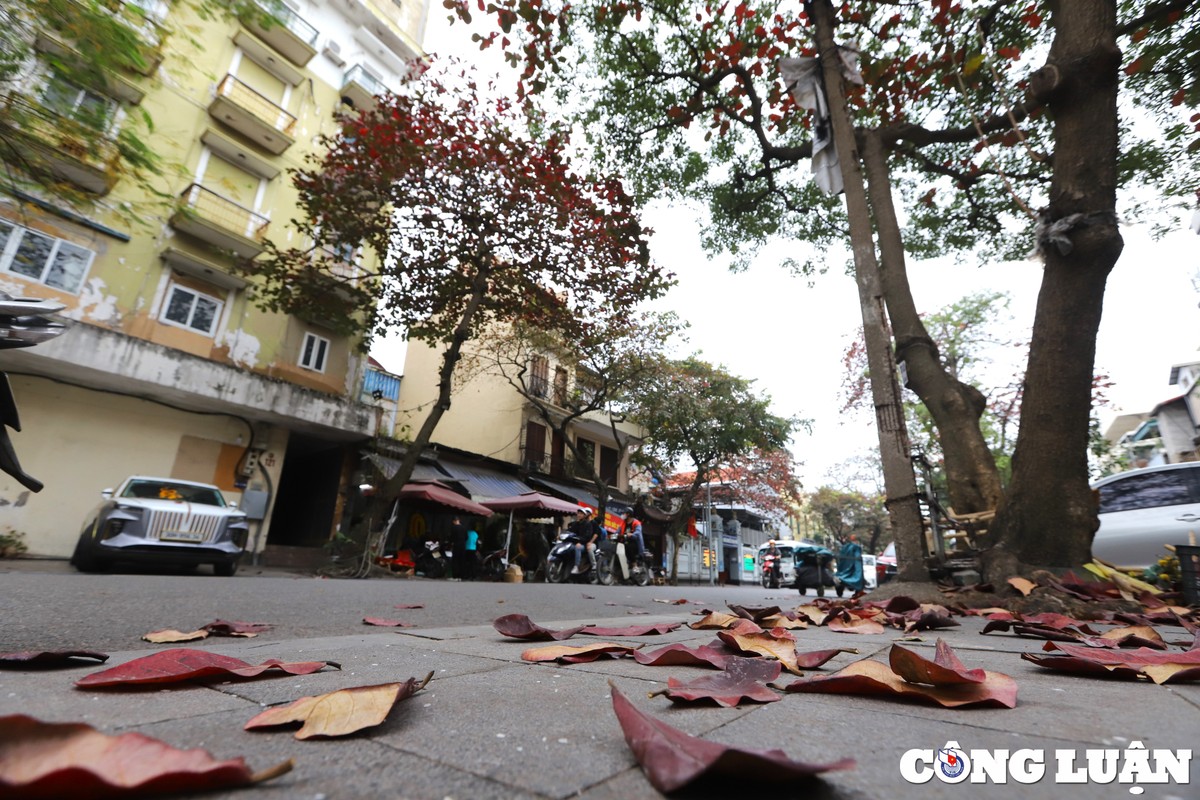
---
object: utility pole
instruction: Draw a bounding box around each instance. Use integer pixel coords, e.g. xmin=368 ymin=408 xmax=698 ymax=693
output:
xmin=807 ymin=0 xmax=927 ymax=582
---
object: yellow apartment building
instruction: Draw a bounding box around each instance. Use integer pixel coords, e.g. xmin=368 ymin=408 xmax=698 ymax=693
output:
xmin=0 ymin=0 xmax=428 ymax=562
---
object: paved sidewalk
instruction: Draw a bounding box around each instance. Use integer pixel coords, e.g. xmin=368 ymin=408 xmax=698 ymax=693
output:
xmin=2 ymin=612 xmax=1198 ymax=799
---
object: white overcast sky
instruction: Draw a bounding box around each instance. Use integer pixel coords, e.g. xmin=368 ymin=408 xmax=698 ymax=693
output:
xmin=371 ymin=10 xmax=1200 ymax=490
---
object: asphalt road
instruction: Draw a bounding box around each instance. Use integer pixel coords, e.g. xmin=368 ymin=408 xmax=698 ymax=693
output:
xmin=0 ymin=559 xmax=792 ymax=653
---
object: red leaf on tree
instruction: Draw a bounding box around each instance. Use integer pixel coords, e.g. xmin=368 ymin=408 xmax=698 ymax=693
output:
xmin=649 ymin=657 xmax=782 ymax=707
xmin=0 ymin=651 xmax=109 ymax=669
xmin=493 ymin=614 xmax=592 ymax=640
xmin=75 ymin=649 xmax=338 ymax=688
xmin=610 ymin=683 xmax=854 ymax=793
xmin=0 ymin=714 xmax=291 ymax=797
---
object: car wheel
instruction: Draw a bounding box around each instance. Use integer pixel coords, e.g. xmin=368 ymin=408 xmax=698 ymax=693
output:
xmin=69 ymin=532 xmax=105 ymax=573
xmin=213 ymin=560 xmax=239 ymax=577
xmin=797 ymin=586 xmax=806 ymax=596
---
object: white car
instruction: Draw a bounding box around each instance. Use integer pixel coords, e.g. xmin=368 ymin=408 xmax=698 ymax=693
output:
xmin=1092 ymin=463 xmax=1200 ymax=570
xmin=70 ymin=476 xmax=249 ymax=575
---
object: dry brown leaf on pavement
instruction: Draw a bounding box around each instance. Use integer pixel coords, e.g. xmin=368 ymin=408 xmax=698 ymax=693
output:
xmin=143 ymin=629 xmax=210 ymax=644
xmin=245 ymin=673 xmax=433 ymax=739
xmin=889 ymin=639 xmax=987 ymax=685
xmin=0 ymin=650 xmax=109 ymax=669
xmin=793 ymin=605 xmax=828 ymax=626
xmin=794 ymin=648 xmax=859 ymax=669
xmin=1007 ymin=576 xmax=1037 ymax=596
xmin=716 ymin=630 xmax=802 ymax=675
xmin=203 ymin=620 xmax=272 ymax=637
xmin=610 ymin=683 xmax=854 ymax=793
xmin=521 ymin=642 xmax=641 ymax=664
xmin=362 ymin=618 xmax=415 ymax=628
xmin=688 ymin=611 xmax=744 ymax=630
xmin=826 ymin=616 xmax=886 ymax=635
xmin=632 ymin=641 xmax=740 ymax=670
xmin=652 ymin=598 xmax=689 ymax=605
xmin=75 ymin=648 xmax=339 ymax=688
xmin=578 ymin=622 xmax=683 ymax=637
xmin=648 ymin=657 xmax=782 ymax=707
xmin=0 ymin=713 xmax=291 ymax=797
xmin=1021 ymin=641 xmax=1200 ymax=684
xmin=778 ymin=658 xmax=1018 ymax=709
xmin=493 ymin=614 xmax=591 ymax=641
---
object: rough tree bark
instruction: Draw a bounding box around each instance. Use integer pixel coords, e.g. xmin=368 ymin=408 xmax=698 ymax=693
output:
xmin=810 ymin=0 xmax=927 ymax=583
xmin=862 ymin=133 xmax=1004 ymax=515
xmin=984 ymin=0 xmax=1123 ymax=577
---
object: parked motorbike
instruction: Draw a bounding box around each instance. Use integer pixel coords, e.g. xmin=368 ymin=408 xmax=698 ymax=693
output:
xmin=546 ymin=530 xmax=603 ymax=583
xmin=480 ymin=547 xmax=508 ymax=581
xmin=414 ymin=539 xmax=448 ymax=579
xmin=599 ymin=539 xmax=652 ymax=587
xmin=0 ymin=293 xmax=66 ymax=493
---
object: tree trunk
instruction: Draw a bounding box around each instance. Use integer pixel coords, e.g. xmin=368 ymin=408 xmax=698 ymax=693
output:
xmin=377 ymin=264 xmax=494 ymax=504
xmin=984 ymin=0 xmax=1122 ymax=577
xmin=862 ymin=133 xmax=1004 ymax=515
xmin=811 ymin=0 xmax=927 ymax=583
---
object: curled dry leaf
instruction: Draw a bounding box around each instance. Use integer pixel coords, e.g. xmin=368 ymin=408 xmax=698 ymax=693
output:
xmin=794 ymin=605 xmax=828 ymax=626
xmin=203 ymin=620 xmax=272 ymax=637
xmin=245 ymin=672 xmax=433 ymax=739
xmin=143 ymin=629 xmax=209 ymax=644
xmin=1086 ymin=626 xmax=1167 ymax=650
xmin=889 ymin=640 xmax=986 ymax=685
xmin=632 ymin=641 xmax=739 ymax=670
xmin=1021 ymin=642 xmax=1200 ymax=684
xmin=76 ymin=648 xmax=338 ymax=688
xmin=394 ymin=603 xmax=425 ymax=609
xmin=688 ymin=612 xmax=743 ymax=630
xmin=0 ymin=714 xmax=291 ymax=797
xmin=716 ymin=630 xmax=802 ymax=675
xmin=521 ymin=642 xmax=641 ymax=664
xmin=649 ymin=657 xmax=782 ymax=707
xmin=760 ymin=614 xmax=808 ymax=630
xmin=578 ymin=622 xmax=683 ymax=637
xmin=826 ymin=616 xmax=886 ymax=635
xmin=611 ymin=683 xmax=854 ymax=793
xmin=727 ymin=605 xmax=781 ymax=622
xmin=1007 ymin=576 xmax=1037 ymax=596
xmin=779 ymin=658 xmax=1018 ymax=709
xmin=493 ymin=614 xmax=591 ymax=641
xmin=794 ymin=648 xmax=858 ymax=669
xmin=652 ymin=598 xmax=688 ymax=605
xmin=900 ymin=610 xmax=960 ymax=633
xmin=362 ymin=618 xmax=414 ymax=628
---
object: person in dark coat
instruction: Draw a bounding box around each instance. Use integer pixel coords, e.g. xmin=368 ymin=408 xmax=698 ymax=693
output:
xmin=449 ymin=515 xmax=467 ymax=580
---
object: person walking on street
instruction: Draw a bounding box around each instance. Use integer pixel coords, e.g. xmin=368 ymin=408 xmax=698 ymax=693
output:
xmin=835 ymin=532 xmax=866 ymax=596
xmin=463 ymin=525 xmax=480 ymax=581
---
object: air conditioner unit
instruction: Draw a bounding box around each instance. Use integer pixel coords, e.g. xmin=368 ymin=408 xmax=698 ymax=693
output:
xmin=322 ymin=39 xmax=346 ymax=66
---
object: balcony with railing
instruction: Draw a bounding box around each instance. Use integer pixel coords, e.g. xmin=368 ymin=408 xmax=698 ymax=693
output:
xmin=0 ymin=93 xmax=120 ymax=194
xmin=519 ymin=444 xmax=579 ymax=481
xmin=340 ymin=64 xmax=388 ymax=111
xmin=243 ymin=1 xmax=319 ymax=66
xmin=48 ymin=0 xmax=169 ymax=76
xmin=170 ymin=183 xmax=270 ymax=258
xmin=208 ymin=74 xmax=296 ymax=154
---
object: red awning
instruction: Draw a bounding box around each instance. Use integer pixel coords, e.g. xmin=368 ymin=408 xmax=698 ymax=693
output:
xmin=481 ymin=491 xmax=581 ymax=517
xmin=398 ymin=480 xmax=494 ymax=517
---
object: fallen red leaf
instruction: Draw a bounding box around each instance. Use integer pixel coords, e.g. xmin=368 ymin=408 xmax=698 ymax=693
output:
xmin=779 ymin=659 xmax=1018 ymax=709
xmin=649 ymin=657 xmax=782 ymax=707
xmin=1021 ymin=641 xmax=1200 ymax=684
xmin=245 ymin=673 xmax=431 ymax=739
xmin=0 ymin=714 xmax=291 ymax=797
xmin=794 ymin=648 xmax=858 ymax=669
xmin=826 ymin=616 xmax=886 ymax=635
xmin=493 ymin=614 xmax=591 ymax=641
xmin=610 ymin=684 xmax=854 ymax=793
xmin=579 ymin=622 xmax=683 ymax=637
xmin=203 ymin=620 xmax=272 ymax=637
xmin=142 ymin=629 xmax=209 ymax=644
xmin=75 ymin=649 xmax=338 ymax=688
xmin=889 ymin=640 xmax=987 ymax=685
xmin=0 ymin=651 xmax=109 ymax=669
xmin=521 ymin=642 xmax=641 ymax=663
xmin=727 ymin=605 xmax=781 ymax=622
xmin=688 ymin=611 xmax=744 ymax=630
xmin=633 ymin=641 xmax=740 ymax=670
xmin=362 ymin=618 xmax=415 ymax=628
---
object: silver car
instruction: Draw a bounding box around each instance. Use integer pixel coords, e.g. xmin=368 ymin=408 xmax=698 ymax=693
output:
xmin=70 ymin=476 xmax=249 ymax=575
xmin=1092 ymin=463 xmax=1200 ymax=570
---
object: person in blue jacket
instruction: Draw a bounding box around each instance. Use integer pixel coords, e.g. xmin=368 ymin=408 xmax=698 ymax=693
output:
xmin=835 ymin=533 xmax=866 ymax=596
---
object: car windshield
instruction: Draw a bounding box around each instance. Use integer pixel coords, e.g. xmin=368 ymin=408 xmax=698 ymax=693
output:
xmin=121 ymin=480 xmax=225 ymax=506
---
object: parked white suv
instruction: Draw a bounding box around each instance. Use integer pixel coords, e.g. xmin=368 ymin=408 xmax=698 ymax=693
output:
xmin=1091 ymin=463 xmax=1200 ymax=570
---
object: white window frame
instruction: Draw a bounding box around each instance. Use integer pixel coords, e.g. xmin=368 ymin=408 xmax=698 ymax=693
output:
xmin=0 ymin=219 xmax=95 ymax=294
xmin=158 ymin=283 xmax=224 ymax=337
xmin=299 ymin=331 xmax=330 ymax=372
xmin=38 ymin=73 xmax=120 ymax=133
